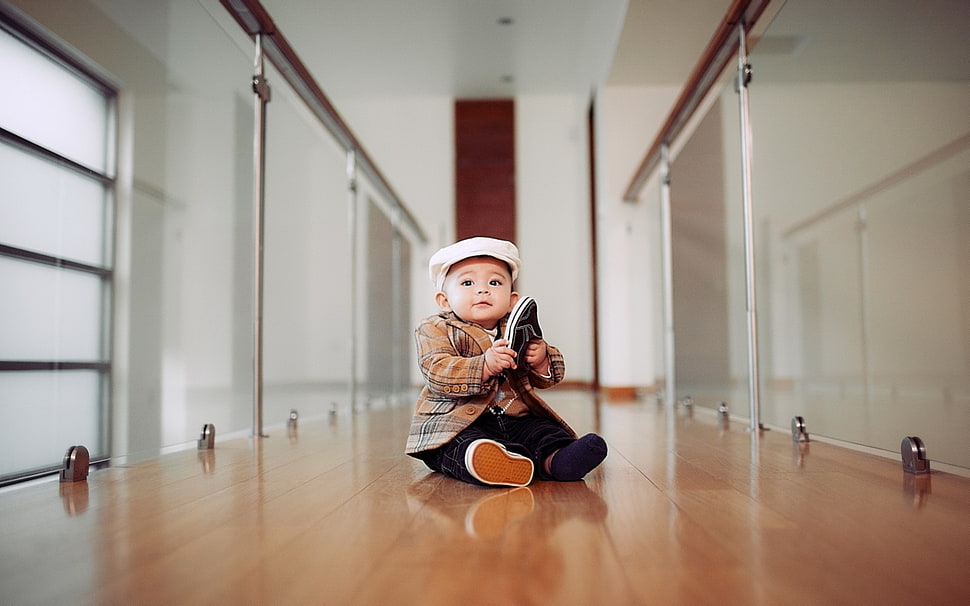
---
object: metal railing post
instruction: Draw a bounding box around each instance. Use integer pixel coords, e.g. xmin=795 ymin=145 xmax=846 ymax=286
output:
xmin=736 ymin=22 xmax=762 ymax=433
xmin=252 ymin=32 xmax=270 ymax=438
xmin=346 ymin=150 xmax=358 ymax=411
xmin=391 ymin=206 xmax=403 ymax=402
xmin=660 ymin=144 xmax=676 ymax=410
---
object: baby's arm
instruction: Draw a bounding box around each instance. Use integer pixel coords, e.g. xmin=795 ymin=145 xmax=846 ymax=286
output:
xmin=416 ymin=317 xmax=495 ymax=396
xmin=483 ymin=338 xmax=518 ymax=380
xmin=525 ymin=341 xmax=565 ymax=389
xmin=522 ymin=339 xmax=551 ymax=376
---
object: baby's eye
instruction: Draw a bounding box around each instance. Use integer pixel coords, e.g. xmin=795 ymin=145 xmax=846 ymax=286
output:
xmin=489 ymin=279 xmax=502 ymax=286
xmin=460 ymin=279 xmax=474 ymax=287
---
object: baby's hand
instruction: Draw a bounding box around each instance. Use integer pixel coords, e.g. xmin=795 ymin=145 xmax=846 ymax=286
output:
xmin=523 ymin=339 xmax=551 ymax=375
xmin=483 ymin=338 xmax=517 ymax=379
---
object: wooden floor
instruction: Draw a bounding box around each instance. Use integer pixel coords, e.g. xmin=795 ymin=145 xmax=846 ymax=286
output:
xmin=2 ymin=391 xmax=969 ymax=605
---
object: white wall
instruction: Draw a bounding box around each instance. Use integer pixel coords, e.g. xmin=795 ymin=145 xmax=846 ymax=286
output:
xmin=516 ymin=94 xmax=594 ymax=383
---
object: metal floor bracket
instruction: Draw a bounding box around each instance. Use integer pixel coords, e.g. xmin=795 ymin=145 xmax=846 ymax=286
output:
xmin=198 ymin=424 xmax=216 ymax=450
xmin=901 ymin=436 xmax=930 ymax=474
xmin=60 ymin=445 xmax=90 ymax=483
xmin=791 ymin=416 xmax=810 ymax=443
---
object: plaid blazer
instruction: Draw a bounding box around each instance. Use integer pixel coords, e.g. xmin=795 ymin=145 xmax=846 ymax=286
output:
xmin=405 ymin=311 xmax=575 ymax=455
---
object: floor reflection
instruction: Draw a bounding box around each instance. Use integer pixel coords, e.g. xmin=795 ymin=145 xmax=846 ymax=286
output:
xmin=903 ymin=473 xmax=932 ymax=509
xmin=59 ymin=481 xmax=89 ymax=516
xmin=406 ymin=474 xmax=608 ymax=541
xmin=197 ymin=449 xmax=216 ymax=474
xmin=464 ymin=486 xmax=535 ymax=539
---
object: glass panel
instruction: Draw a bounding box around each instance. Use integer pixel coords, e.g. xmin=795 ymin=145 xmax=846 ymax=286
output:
xmin=0 ymin=26 xmax=109 ymax=172
xmin=395 ymin=230 xmax=412 ymax=401
xmin=362 ymin=193 xmax=415 ymax=406
xmin=124 ymin=4 xmax=257 ymax=450
xmin=0 ymin=370 xmax=103 ymax=480
xmin=782 ymin=208 xmax=869 ymax=444
xmin=0 ymin=241 xmax=103 ymax=363
xmin=365 ymin=198 xmax=396 ymax=401
xmin=263 ymin=60 xmax=353 ymax=423
xmin=357 ymin=180 xmax=417 ymax=408
xmin=0 ymin=143 xmax=108 ymax=266
xmin=670 ymin=89 xmax=748 ymax=417
xmin=749 ymin=0 xmax=970 ymax=469
xmin=864 ymin=152 xmax=970 ymax=466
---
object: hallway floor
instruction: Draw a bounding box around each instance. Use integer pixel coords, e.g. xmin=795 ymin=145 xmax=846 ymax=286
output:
xmin=1 ymin=391 xmax=968 ymax=605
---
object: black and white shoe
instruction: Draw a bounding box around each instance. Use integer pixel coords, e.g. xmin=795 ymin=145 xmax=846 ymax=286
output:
xmin=505 ymin=296 xmax=542 ymax=361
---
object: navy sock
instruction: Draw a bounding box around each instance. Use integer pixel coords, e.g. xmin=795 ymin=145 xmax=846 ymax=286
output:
xmin=549 ymin=434 xmax=608 ymax=481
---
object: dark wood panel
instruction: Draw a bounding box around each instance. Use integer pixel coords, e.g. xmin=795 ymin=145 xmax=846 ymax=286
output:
xmin=455 ymin=99 xmax=515 ymax=242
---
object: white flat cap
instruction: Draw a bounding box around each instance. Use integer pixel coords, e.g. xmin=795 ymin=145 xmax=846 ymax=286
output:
xmin=429 ymin=236 xmax=520 ymax=291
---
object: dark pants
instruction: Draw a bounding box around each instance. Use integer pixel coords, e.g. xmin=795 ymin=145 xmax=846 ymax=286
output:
xmin=416 ymin=410 xmax=576 ymax=485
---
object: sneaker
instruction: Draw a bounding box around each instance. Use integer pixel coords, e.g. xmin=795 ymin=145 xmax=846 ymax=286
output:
xmin=505 ymin=296 xmax=542 ymax=361
xmin=465 ymin=439 xmax=534 ymax=487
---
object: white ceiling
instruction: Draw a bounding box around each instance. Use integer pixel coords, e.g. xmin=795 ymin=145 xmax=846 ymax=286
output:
xmin=259 ymin=0 xmax=968 ymax=102
xmin=260 ymin=0 xmax=733 ymax=100
xmin=606 ymin=0 xmax=733 ymax=86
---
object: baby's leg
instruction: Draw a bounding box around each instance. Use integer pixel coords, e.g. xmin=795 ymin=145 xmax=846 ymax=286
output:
xmin=420 ymin=422 xmax=533 ymax=487
xmin=544 ymin=434 xmax=608 ymax=481
xmin=497 ymin=415 xmax=588 ymax=481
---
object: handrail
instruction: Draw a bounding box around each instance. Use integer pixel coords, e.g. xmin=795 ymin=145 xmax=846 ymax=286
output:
xmin=219 ymin=0 xmax=427 ymax=244
xmin=622 ymin=0 xmax=773 ymax=202
xmin=782 ymin=132 xmax=970 ymax=237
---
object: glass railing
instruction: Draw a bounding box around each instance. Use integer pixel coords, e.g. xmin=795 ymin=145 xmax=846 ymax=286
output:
xmin=0 ymin=0 xmax=425 ymax=480
xmin=627 ymin=0 xmax=969 ymax=472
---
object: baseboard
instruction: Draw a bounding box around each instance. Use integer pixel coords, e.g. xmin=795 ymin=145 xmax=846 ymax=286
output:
xmin=599 ymin=386 xmax=641 ymax=401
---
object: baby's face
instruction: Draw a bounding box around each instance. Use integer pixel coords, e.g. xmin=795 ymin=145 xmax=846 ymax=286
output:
xmin=437 ymin=256 xmax=517 ymax=330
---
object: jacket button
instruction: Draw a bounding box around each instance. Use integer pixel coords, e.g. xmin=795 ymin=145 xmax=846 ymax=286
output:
xmin=464 ymin=406 xmax=476 ymax=415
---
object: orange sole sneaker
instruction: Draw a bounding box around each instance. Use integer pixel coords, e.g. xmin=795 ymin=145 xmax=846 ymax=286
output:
xmin=465 ymin=439 xmax=534 ymax=487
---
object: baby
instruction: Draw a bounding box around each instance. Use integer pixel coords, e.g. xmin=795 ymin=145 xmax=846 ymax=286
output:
xmin=405 ymin=236 xmax=607 ymax=487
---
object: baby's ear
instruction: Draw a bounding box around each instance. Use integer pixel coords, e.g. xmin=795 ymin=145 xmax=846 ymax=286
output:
xmin=509 ymin=292 xmax=520 ymax=308
xmin=435 ymin=291 xmax=452 ymax=312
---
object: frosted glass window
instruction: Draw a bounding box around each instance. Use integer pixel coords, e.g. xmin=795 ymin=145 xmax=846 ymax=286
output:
xmin=0 ymin=371 xmax=102 ymax=477
xmin=0 ymin=143 xmax=108 ymax=266
xmin=0 ymin=257 xmax=103 ymax=361
xmin=0 ymin=27 xmax=109 ymax=172
xmin=0 ymin=12 xmax=114 ymax=486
